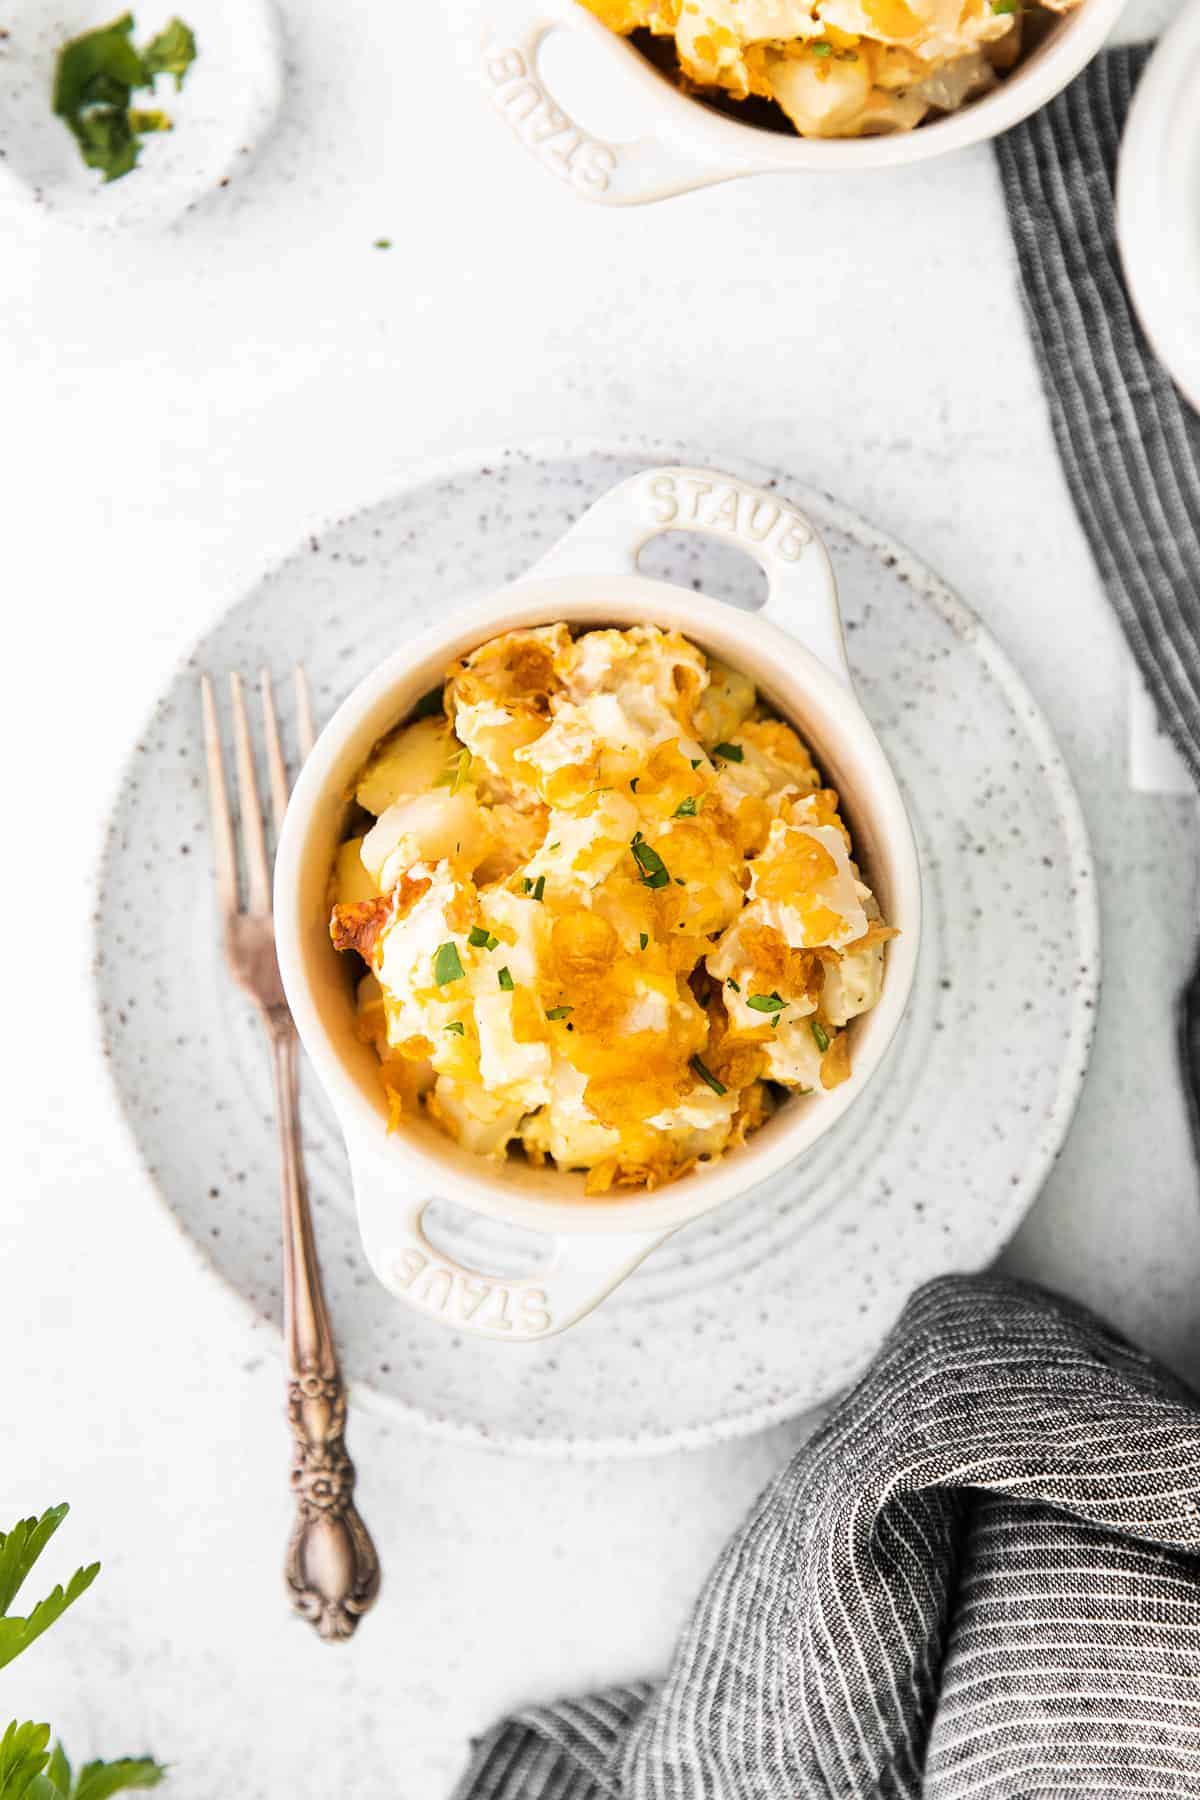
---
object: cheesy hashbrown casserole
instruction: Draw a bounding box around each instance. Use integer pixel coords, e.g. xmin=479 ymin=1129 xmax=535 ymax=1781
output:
xmin=329 ymin=623 xmax=895 ymax=1193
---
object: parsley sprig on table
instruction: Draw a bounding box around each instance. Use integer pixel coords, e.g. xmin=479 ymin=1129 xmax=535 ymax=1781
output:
xmin=1 ymin=1503 xmax=166 ymax=1797
xmin=52 ymin=13 xmax=197 ymax=184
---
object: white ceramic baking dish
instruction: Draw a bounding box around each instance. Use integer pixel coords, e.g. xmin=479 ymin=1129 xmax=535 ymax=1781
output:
xmin=275 ymin=465 xmax=921 ymax=1339
xmin=476 ymin=0 xmax=1129 ymax=202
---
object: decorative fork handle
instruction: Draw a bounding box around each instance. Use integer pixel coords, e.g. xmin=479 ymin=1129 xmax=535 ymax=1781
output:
xmin=267 ymin=1024 xmax=381 ymax=1640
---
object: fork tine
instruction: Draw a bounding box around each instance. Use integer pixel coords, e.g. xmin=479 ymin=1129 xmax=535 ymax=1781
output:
xmin=294 ymin=665 xmax=316 ymax=761
xmin=201 ymin=674 xmax=239 ymax=918
xmin=229 ymin=671 xmax=272 ymax=917
xmin=260 ymin=669 xmax=290 ymax=834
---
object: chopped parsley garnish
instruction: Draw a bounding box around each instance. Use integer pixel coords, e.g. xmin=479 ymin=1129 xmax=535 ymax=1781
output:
xmin=521 ymin=878 xmax=533 ymax=893
xmin=374 ymin=238 xmax=392 ymax=249
xmin=990 ymin=0 xmax=1016 ymax=10
xmin=142 ymin=15 xmax=196 ymax=82
xmin=468 ymin=926 xmax=499 ymax=951
xmin=639 ymin=932 xmax=649 ymax=950
xmin=547 ymin=842 xmax=560 ymax=852
xmin=445 ymin=1020 xmax=465 ymax=1036
xmin=689 ymin=758 xmax=703 ymax=769
xmin=531 ymin=874 xmax=546 ymax=903
xmin=747 ymin=992 xmax=786 ymax=1014
xmin=52 ymin=12 xmax=197 ymax=184
xmin=673 ymin=796 xmax=699 ymax=817
xmin=630 ymin=778 xmax=639 ymax=792
xmin=674 ymin=877 xmax=686 ymax=886
xmin=433 ymin=941 xmax=465 ymax=985
xmin=690 ymin=1055 xmax=727 ymax=1097
xmin=435 ymin=747 xmax=472 ymax=794
xmin=726 ymin=977 xmax=740 ymax=992
xmin=411 ymin=685 xmax=444 ymax=720
xmin=810 ymin=38 xmax=832 ymax=54
xmin=713 ymin=741 xmax=744 ymax=763
xmin=631 ymin=833 xmax=670 ymax=889
xmin=497 ymin=966 xmax=514 ymax=991
xmin=810 ymin=1020 xmax=831 ymax=1053
xmin=546 ymin=1005 xmax=573 ymax=1021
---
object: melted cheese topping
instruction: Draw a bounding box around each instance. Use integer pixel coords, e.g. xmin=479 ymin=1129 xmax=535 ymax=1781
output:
xmin=329 ymin=625 xmax=893 ymax=1193
xmin=578 ymin=0 xmax=1048 ymax=140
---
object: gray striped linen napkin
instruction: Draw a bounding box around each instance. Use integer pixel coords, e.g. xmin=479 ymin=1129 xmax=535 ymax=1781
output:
xmin=995 ymin=45 xmax=1200 ymax=1155
xmin=995 ymin=47 xmax=1200 ymax=790
xmin=453 ymin=1274 xmax=1200 ymax=1798
xmin=454 ymin=53 xmax=1200 ymax=1800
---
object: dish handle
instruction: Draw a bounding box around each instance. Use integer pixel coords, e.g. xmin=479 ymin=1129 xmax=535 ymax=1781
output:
xmin=527 ymin=463 xmax=851 ymax=684
xmin=352 ymin=1153 xmax=674 ymax=1342
xmin=477 ymin=0 xmax=780 ymax=206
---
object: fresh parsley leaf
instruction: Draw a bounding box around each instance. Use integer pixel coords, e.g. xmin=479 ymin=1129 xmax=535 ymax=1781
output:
xmin=497 ymin=967 xmax=514 ymax=991
xmin=411 ymin=685 xmax=444 ymax=720
xmin=432 ymin=941 xmax=464 ymax=985
xmin=53 ymin=16 xmax=145 ymax=119
xmin=726 ymin=977 xmax=740 ymax=992
xmin=0 ymin=1505 xmax=69 ymax=1616
xmin=0 ymin=1720 xmax=52 ymax=1800
xmin=531 ymin=875 xmax=545 ymax=902
xmin=690 ymin=1055 xmax=726 ymax=1097
xmin=545 ymin=1005 xmax=573 ymax=1021
xmin=639 ymin=932 xmax=648 ymax=950
xmin=52 ymin=12 xmax=197 ymax=184
xmin=810 ymin=1019 xmax=830 ymax=1053
xmin=444 ymin=1021 xmax=465 ymax=1036
xmin=71 ymin=1759 xmax=167 ymax=1799
xmin=45 ymin=1742 xmax=72 ymax=1797
xmin=0 ymin=1505 xmax=100 ymax=1675
xmin=810 ymin=38 xmax=832 ymax=53
xmin=0 ymin=1512 xmax=165 ymax=1800
xmin=747 ymin=992 xmax=786 ymax=1014
xmin=0 ymin=1561 xmax=100 ymax=1672
xmin=673 ymin=796 xmax=699 ymax=817
xmin=141 ymin=16 xmax=196 ymax=88
xmin=67 ymin=104 xmax=140 ymax=180
xmin=467 ymin=926 xmax=498 ymax=951
xmin=630 ymin=834 xmax=670 ymax=889
xmin=713 ymin=741 xmax=743 ymax=763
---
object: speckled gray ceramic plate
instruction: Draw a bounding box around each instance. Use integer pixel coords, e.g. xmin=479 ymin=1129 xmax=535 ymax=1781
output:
xmin=93 ymin=442 xmax=1100 ymax=1456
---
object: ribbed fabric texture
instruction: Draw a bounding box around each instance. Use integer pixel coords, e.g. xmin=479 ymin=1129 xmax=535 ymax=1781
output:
xmin=454 ymin=1275 xmax=1200 ymax=1799
xmin=995 ymin=47 xmax=1200 ymax=782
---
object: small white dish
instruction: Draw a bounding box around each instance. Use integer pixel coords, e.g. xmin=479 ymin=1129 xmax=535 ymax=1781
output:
xmin=0 ymin=0 xmax=281 ymax=230
xmin=274 ymin=465 xmax=922 ymax=1342
xmin=1117 ymin=3 xmax=1200 ymax=414
xmin=474 ymin=0 xmax=1130 ymax=204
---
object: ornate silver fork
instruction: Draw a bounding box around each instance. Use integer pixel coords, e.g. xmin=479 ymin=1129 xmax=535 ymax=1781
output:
xmin=201 ymin=667 xmax=380 ymax=1642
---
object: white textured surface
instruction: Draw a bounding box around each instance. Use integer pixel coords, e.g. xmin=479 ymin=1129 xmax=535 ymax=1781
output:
xmin=0 ymin=1 xmax=1194 ymax=1796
